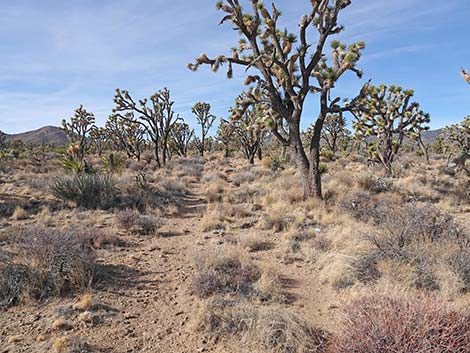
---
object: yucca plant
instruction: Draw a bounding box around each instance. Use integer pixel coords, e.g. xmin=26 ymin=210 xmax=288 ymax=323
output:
xmin=50 ymin=174 xmax=118 ymax=209
xmin=102 ymin=153 xmax=125 ymax=174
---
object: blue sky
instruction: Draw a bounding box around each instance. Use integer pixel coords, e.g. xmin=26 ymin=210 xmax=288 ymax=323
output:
xmin=1 ymin=0 xmax=469 ymax=134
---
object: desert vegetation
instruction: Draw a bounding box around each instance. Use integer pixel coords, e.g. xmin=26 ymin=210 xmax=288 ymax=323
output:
xmin=0 ymin=1 xmax=469 ymax=352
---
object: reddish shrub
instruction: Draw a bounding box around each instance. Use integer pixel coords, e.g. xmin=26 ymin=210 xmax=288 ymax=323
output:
xmin=330 ymin=295 xmax=470 ymax=353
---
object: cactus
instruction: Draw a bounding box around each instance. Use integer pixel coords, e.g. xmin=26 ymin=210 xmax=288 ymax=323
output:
xmin=192 ymin=102 xmax=216 ymax=157
xmin=61 ymin=105 xmax=95 ymax=161
xmin=188 ymin=0 xmax=368 ymax=199
xmin=352 ymin=84 xmax=430 ymax=175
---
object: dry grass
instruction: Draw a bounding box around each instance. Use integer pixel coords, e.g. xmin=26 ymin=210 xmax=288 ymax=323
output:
xmin=11 ymin=205 xmax=28 ymax=220
xmin=195 ymin=297 xmax=329 ymax=353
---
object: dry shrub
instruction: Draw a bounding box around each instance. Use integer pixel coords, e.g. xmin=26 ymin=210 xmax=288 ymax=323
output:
xmin=232 ymin=169 xmax=256 ymax=187
xmin=329 ymin=294 xmax=470 ymax=353
xmin=115 ymin=208 xmax=140 ymax=231
xmin=339 ymin=191 xmax=390 ymax=224
xmin=356 ymin=174 xmax=393 ymax=194
xmin=239 ymin=234 xmax=274 ymax=252
xmin=0 ymin=227 xmax=95 ymax=307
xmin=262 ymin=203 xmax=294 ymax=232
xmin=196 ymin=297 xmax=328 ymax=353
xmin=11 ymin=206 xmax=28 ymax=221
xmin=200 ymin=204 xmax=227 ymax=231
xmin=115 ymin=209 xmax=159 ymax=235
xmin=52 ymin=336 xmax=92 ymax=353
xmin=448 ymin=247 xmax=470 ymax=292
xmin=204 ymin=180 xmax=226 ymax=203
xmin=168 ymin=157 xmax=204 ymax=179
xmin=353 ymin=205 xmax=469 ymax=289
xmin=191 ymin=250 xmax=260 ymax=299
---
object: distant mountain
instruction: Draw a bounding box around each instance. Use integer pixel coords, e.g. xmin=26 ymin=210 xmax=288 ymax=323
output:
xmin=421 ymin=129 xmax=442 ymax=144
xmin=5 ymin=126 xmax=69 ymax=145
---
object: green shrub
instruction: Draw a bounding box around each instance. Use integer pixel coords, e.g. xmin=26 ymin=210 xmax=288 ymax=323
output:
xmin=51 ymin=174 xmax=118 ymax=209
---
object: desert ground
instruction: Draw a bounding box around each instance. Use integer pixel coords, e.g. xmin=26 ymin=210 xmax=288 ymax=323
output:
xmin=0 ymin=148 xmax=469 ymax=352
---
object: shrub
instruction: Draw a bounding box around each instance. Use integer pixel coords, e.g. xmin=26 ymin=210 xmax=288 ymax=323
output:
xmin=329 ymin=295 xmax=470 ymax=353
xmin=357 ymin=174 xmax=393 ymax=194
xmin=448 ymin=247 xmax=470 ymax=292
xmin=51 ymin=174 xmax=118 ymax=209
xmin=192 ymin=252 xmax=260 ymax=298
xmin=339 ymin=191 xmax=390 ymax=224
xmin=137 ymin=215 xmax=160 ymax=235
xmin=116 ymin=209 xmax=141 ymax=231
xmin=196 ymin=297 xmax=328 ymax=353
xmin=0 ymin=227 xmax=95 ymax=307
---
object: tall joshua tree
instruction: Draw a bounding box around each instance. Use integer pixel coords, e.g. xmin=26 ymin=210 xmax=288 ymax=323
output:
xmin=442 ymin=116 xmax=470 ymax=171
xmin=217 ymin=119 xmax=236 ymax=157
xmin=231 ymin=94 xmax=268 ymax=164
xmin=352 ymin=84 xmax=430 ymax=175
xmin=61 ymin=105 xmax=95 ymax=161
xmin=0 ymin=130 xmax=7 ymax=152
xmin=112 ymin=88 xmax=181 ymax=167
xmin=171 ymin=122 xmax=195 ymax=157
xmin=89 ymin=126 xmax=108 ymax=157
xmin=321 ymin=113 xmax=349 ymax=155
xmin=188 ymin=0 xmax=367 ymax=198
xmin=105 ymin=115 xmax=146 ymax=161
xmin=192 ymin=102 xmax=216 ymax=156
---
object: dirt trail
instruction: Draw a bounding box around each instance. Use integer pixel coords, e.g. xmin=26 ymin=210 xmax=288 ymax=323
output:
xmin=0 ymin=178 xmax=210 ymax=353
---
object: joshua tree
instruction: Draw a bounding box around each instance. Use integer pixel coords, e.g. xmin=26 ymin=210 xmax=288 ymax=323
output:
xmin=171 ymin=122 xmax=194 ymax=157
xmin=192 ymin=102 xmax=216 ymax=156
xmin=106 ymin=114 xmax=146 ymax=161
xmin=461 ymin=68 xmax=470 ymax=85
xmin=0 ymin=130 xmax=7 ymax=152
xmin=188 ymin=0 xmax=367 ymax=198
xmin=231 ymin=94 xmax=268 ymax=164
xmin=442 ymin=116 xmax=470 ymax=171
xmin=112 ymin=88 xmax=181 ymax=167
xmin=352 ymin=84 xmax=430 ymax=175
xmin=217 ymin=119 xmax=236 ymax=157
xmin=61 ymin=105 xmax=95 ymax=161
xmin=320 ymin=113 xmax=349 ymax=155
xmin=89 ymin=126 xmax=108 ymax=157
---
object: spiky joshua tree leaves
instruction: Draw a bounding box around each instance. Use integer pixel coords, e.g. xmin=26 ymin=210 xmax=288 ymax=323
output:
xmin=442 ymin=116 xmax=470 ymax=171
xmin=188 ymin=0 xmax=368 ymax=198
xmin=352 ymin=84 xmax=430 ymax=175
xmin=112 ymin=88 xmax=182 ymax=167
xmin=461 ymin=68 xmax=470 ymax=85
xmin=61 ymin=105 xmax=95 ymax=161
xmin=192 ymin=102 xmax=216 ymax=157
